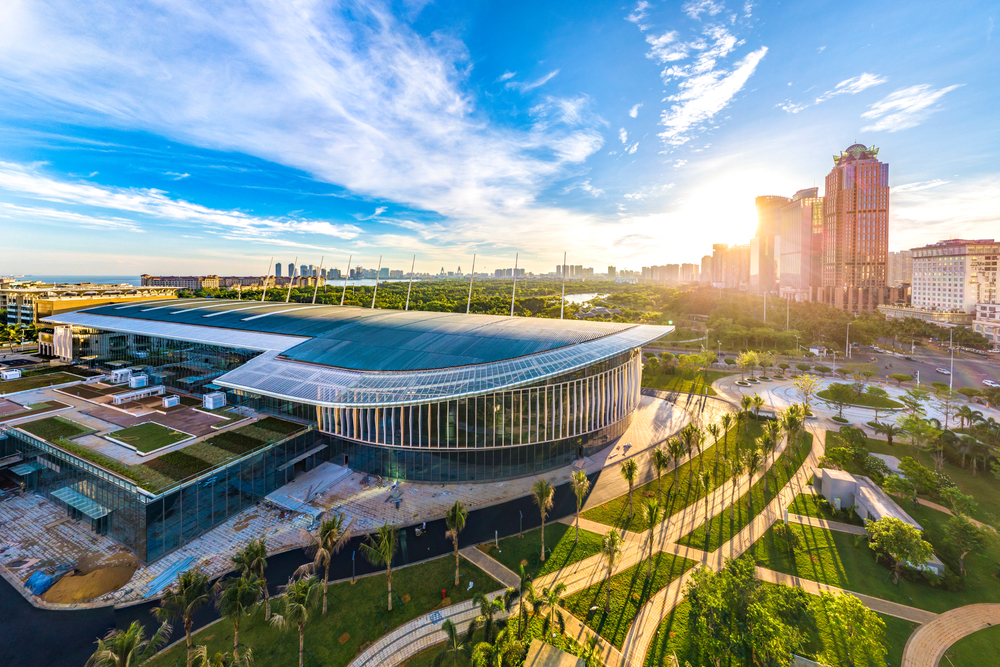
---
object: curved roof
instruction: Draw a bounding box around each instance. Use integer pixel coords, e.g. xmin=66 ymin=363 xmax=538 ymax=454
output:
xmin=65 ymin=298 xmax=640 ymax=372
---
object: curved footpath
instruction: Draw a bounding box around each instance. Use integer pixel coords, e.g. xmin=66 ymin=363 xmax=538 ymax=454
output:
xmin=901 ymin=603 xmax=1000 ymax=667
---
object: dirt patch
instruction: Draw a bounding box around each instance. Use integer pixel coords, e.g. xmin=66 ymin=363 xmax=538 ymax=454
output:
xmin=41 ymin=551 xmax=138 ymax=604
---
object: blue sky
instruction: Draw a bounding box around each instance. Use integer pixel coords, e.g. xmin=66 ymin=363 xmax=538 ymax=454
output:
xmin=0 ymin=0 xmax=996 ymax=276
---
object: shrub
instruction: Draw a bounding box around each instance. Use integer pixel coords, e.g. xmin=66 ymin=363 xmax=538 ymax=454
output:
xmin=724 ymin=358 xmax=737 ymax=366
xmin=796 ymin=363 xmax=811 ymax=372
xmin=889 ymin=373 xmax=912 ymax=387
xmin=814 ymin=365 xmax=832 ymax=375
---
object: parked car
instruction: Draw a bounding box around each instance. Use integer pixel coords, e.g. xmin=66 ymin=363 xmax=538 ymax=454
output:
xmin=904 ymin=355 xmax=916 ymax=361
xmin=984 ymin=379 xmax=1000 ymax=388
xmin=935 ymin=368 xmax=951 ymax=375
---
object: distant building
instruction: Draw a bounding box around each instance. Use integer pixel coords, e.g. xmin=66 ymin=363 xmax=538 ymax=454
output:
xmin=888 ymin=250 xmax=913 ymax=286
xmin=700 ymin=256 xmax=712 ymax=283
xmin=141 ymin=275 xmax=221 ymax=290
xmin=778 ymin=187 xmax=824 ymax=300
xmin=750 ymin=195 xmax=790 ymax=293
xmin=711 ymin=243 xmax=728 ymax=284
xmin=680 ymin=263 xmax=699 ymax=283
xmin=723 ymin=244 xmax=750 ymax=290
xmin=608 ymin=266 xmax=616 ymax=279
xmin=275 ymin=263 xmax=282 ymax=278
xmin=2 ymin=283 xmax=176 ymax=329
xmin=974 ymin=303 xmax=1000 ymax=352
xmin=287 ymin=263 xmax=295 ymax=278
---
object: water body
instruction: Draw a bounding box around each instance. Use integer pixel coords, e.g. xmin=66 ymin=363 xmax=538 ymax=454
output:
xmin=563 ymin=292 xmax=608 ymax=304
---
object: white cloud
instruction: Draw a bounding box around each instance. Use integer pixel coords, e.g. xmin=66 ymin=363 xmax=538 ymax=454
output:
xmin=628 ymin=143 xmax=639 ymax=154
xmin=497 ymin=71 xmax=516 ymax=82
xmin=893 ymin=179 xmax=950 ymax=193
xmin=778 ymin=72 xmax=886 ymax=114
xmin=507 ymin=69 xmax=560 ymax=92
xmin=0 ymin=202 xmax=143 ymax=232
xmin=861 ymin=84 xmax=962 ymax=132
xmin=891 ymin=176 xmax=1000 ymax=250
xmin=674 ymin=159 xmax=687 ymax=167
xmin=628 ymin=103 xmax=642 ymax=118
xmin=626 ymin=1 xmax=651 ymax=27
xmin=565 ymin=179 xmax=604 ymax=197
xmin=166 ymin=172 xmax=190 ymax=180
xmin=683 ymin=0 xmax=725 ymax=20
xmin=373 ymin=205 xmax=388 ymax=216
xmin=646 ymin=31 xmax=691 ymax=63
xmin=88 ymin=171 xmax=98 ymax=177
xmin=619 ymin=128 xmax=628 ymax=145
xmin=778 ymin=100 xmax=808 ymax=114
xmin=817 ymin=46 xmax=826 ymax=53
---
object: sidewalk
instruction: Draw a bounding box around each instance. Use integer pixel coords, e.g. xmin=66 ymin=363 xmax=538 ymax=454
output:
xmin=901 ymin=603 xmax=1000 ymax=667
xmin=786 ymin=513 xmax=868 ymax=536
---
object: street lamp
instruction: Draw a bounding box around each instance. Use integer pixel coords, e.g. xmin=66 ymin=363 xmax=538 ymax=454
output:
xmin=846 ymin=323 xmax=852 ymax=360
xmin=949 ymin=328 xmax=954 ymax=391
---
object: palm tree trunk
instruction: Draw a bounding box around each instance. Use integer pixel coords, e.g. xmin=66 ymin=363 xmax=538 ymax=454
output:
xmin=234 ymin=618 xmax=240 ymax=658
xmin=263 ymin=581 xmax=271 ymax=621
xmin=387 ymin=566 xmax=393 ymax=610
xmin=540 ymin=519 xmax=546 ymax=562
xmin=575 ymin=501 xmax=581 ymax=544
xmin=298 ymin=622 xmax=305 ymax=667
xmin=454 ymin=538 xmax=460 ymax=586
xmin=185 ymin=620 xmax=194 ymax=667
xmin=323 ymin=563 xmax=330 ymax=614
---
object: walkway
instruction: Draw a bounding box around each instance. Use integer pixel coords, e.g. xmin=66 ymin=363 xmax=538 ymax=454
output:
xmin=901 ymin=603 xmax=1000 ymax=667
xmin=786 ymin=513 xmax=868 ymax=536
xmin=459 ymin=546 xmax=521 ymax=589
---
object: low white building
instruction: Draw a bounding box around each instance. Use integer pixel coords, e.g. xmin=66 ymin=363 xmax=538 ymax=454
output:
xmin=974 ymin=302 xmax=1000 ymax=352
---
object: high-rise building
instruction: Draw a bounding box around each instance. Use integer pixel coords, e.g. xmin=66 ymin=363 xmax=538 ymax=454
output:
xmin=910 ymin=239 xmax=998 ymax=313
xmin=301 ymin=265 xmax=309 ymax=278
xmin=378 ymin=267 xmax=390 ymax=279
xmin=711 ymin=243 xmax=728 ymax=284
xmin=778 ymin=187 xmax=824 ymax=299
xmin=608 ymin=266 xmax=616 ymax=279
xmin=680 ymin=263 xmax=699 ymax=283
xmin=287 ymin=263 xmax=295 ymax=278
xmin=750 ymin=195 xmax=790 ymax=293
xmin=275 ymin=263 xmax=282 ymax=278
xmin=700 ymin=256 xmax=712 ymax=283
xmin=723 ymin=244 xmax=750 ymax=290
xmin=888 ymin=251 xmax=913 ymax=286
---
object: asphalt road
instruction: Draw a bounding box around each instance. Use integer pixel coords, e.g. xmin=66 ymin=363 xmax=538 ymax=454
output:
xmin=859 ymin=344 xmax=1000 ymax=391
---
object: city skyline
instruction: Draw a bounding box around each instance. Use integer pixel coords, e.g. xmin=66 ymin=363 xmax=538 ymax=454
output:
xmin=0 ymin=0 xmax=996 ymax=275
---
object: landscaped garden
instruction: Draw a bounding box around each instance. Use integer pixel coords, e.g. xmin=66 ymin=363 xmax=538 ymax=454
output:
xmin=0 ymin=400 xmax=69 ymax=423
xmin=562 ymin=551 xmax=696 ymax=649
xmin=582 ymin=421 xmax=767 ymax=533
xmin=147 ymin=553 xmax=499 ymax=667
xmin=787 ymin=493 xmax=864 ymax=526
xmin=816 ymin=386 xmax=904 ymax=409
xmin=944 ymin=624 xmax=1000 ymax=665
xmin=18 ymin=415 xmax=93 ymax=440
xmin=676 ymin=433 xmax=813 ymax=552
xmin=108 ymin=422 xmax=192 ymax=452
xmin=0 ymin=371 xmax=88 ymax=394
xmin=478 ymin=521 xmax=604 ymax=580
xmin=641 ymin=368 xmax=731 ymax=396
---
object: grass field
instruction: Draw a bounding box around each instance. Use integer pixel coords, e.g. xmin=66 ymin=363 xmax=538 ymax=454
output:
xmin=641 ymin=369 xmax=733 ymax=396
xmin=562 ymin=551 xmax=696 ymax=649
xmin=944 ymin=624 xmax=1000 ymax=665
xmin=787 ymin=493 xmax=864 ymax=526
xmin=148 ymin=554 xmax=499 ymax=667
xmin=0 ymin=371 xmax=84 ymax=394
xmin=18 ymin=415 xmax=92 ymax=440
xmin=109 ymin=422 xmax=192 ymax=452
xmin=582 ymin=421 xmax=766 ymax=533
xmin=676 ymin=433 xmax=813 ymax=552
xmin=478 ymin=521 xmax=603 ymax=581
xmin=0 ymin=400 xmax=68 ymax=423
xmin=816 ymin=388 xmax=903 ymax=409
xmin=751 ymin=502 xmax=1000 ymax=614
xmin=642 ymin=592 xmax=915 ymax=667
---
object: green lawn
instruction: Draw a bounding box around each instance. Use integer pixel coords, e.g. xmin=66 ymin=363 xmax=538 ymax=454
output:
xmin=816 ymin=388 xmax=903 ymax=409
xmin=109 ymin=422 xmax=192 ymax=452
xmin=788 ymin=493 xmax=864 ymax=527
xmin=677 ymin=433 xmax=813 ymax=552
xmin=562 ymin=551 xmax=696 ymax=650
xmin=478 ymin=521 xmax=603 ymax=581
xmin=0 ymin=371 xmax=84 ymax=394
xmin=751 ymin=502 xmax=1000 ymax=614
xmin=204 ymin=407 xmax=249 ymax=428
xmin=944 ymin=624 xmax=1000 ymax=666
xmin=18 ymin=415 xmax=93 ymax=440
xmin=0 ymin=400 xmax=67 ymax=424
xmin=641 ymin=369 xmax=733 ymax=396
xmin=642 ymin=591 xmax=915 ymax=667
xmin=835 ymin=432 xmax=1000 ymax=528
xmin=149 ymin=554 xmax=500 ymax=667
xmin=582 ymin=421 xmax=766 ymax=533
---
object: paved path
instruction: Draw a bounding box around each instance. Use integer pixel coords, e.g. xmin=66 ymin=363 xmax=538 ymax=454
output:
xmin=914 ymin=498 xmax=996 ymax=532
xmin=786 ymin=512 xmax=868 ymax=536
xmin=756 ymin=567 xmax=937 ymax=624
xmin=459 ymin=546 xmax=521 ymax=589
xmin=901 ymin=603 xmax=1000 ymax=667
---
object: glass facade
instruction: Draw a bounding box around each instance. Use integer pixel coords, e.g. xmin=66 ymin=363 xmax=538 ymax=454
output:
xmin=79 ymin=330 xmax=259 ymax=394
xmin=318 ymin=350 xmax=641 ymax=481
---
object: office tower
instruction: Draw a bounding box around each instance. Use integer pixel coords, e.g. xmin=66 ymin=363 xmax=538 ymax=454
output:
xmin=778 ymin=187 xmax=824 ymax=299
xmin=910 ymin=239 xmax=999 ymax=314
xmin=556 ymin=265 xmax=563 ymax=277
xmin=750 ymin=195 xmax=790 ymax=293
xmin=888 ymin=251 xmax=913 ymax=286
xmin=664 ymin=264 xmax=680 ymax=282
xmin=722 ymin=244 xmax=751 ymax=290
xmin=700 ymin=256 xmax=712 ymax=283
xmin=680 ymin=263 xmax=699 ymax=283
xmin=287 ymin=263 xmax=295 ymax=278
xmin=378 ymin=267 xmax=389 ymax=279
xmin=275 ymin=263 xmax=282 ymax=278
xmin=583 ymin=267 xmax=594 ymax=279
xmin=711 ymin=244 xmax=727 ymax=284
xmin=608 ymin=266 xmax=616 ymax=279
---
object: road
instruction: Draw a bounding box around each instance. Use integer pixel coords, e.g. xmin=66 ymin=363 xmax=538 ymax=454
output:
xmin=861 ymin=344 xmax=1000 ymax=391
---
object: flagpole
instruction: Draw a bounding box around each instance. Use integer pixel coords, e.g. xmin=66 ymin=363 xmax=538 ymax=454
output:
xmin=340 ymin=255 xmax=352 ymax=306
xmin=405 ymin=255 xmax=416 ymax=311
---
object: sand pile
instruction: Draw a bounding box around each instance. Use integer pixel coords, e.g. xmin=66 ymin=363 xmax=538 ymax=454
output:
xmin=41 ymin=551 xmax=138 ymax=604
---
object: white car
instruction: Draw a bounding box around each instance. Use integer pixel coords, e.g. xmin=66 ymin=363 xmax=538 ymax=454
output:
xmin=984 ymin=379 xmax=1000 ymax=388
xmin=935 ymin=368 xmax=951 ymax=375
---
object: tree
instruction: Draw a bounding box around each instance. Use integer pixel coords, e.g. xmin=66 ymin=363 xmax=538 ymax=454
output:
xmin=866 ymin=517 xmax=934 ymax=584
xmin=531 ymin=479 xmax=555 ymax=562
xmin=751 ymin=393 xmax=765 ymax=421
xmin=535 ymin=583 xmax=569 ymax=637
xmin=360 ymin=522 xmax=399 ymax=610
xmin=743 ymin=449 xmax=763 ymax=514
xmin=306 ymin=513 xmax=349 ymax=615
xmin=935 ymin=388 xmax=961 ymax=430
xmin=700 ymin=469 xmax=712 ymax=540
xmin=649 ymin=446 xmax=670 ymax=504
xmin=865 ymin=385 xmax=890 ymax=422
xmin=889 ymin=373 xmax=913 ymax=387
xmin=940 ymin=487 xmax=978 ymax=518
xmin=944 ymin=514 xmax=986 ymax=576
xmin=191 ymin=646 xmax=254 ymax=667
xmin=667 ymin=438 xmax=686 ymax=488
xmin=445 ymin=501 xmax=468 ymax=587
xmin=872 ymin=421 xmax=902 ymax=446
xmin=619 ymin=458 xmax=638 ymax=521
xmin=813 ymin=592 xmax=887 ymax=667
xmin=792 ymin=374 xmax=822 ymax=412
xmin=720 ymin=413 xmax=734 ymax=458
xmin=642 ymin=500 xmax=661 ymax=579
xmin=898 ymin=456 xmax=938 ymax=497
xmin=513 ymin=564 xmax=535 ymax=640
xmin=232 ymin=539 xmax=270 ymax=621
xmin=570 ymin=470 xmax=591 ymax=544
xmin=470 ymin=626 xmax=524 ymax=667
xmin=796 ymin=362 xmax=812 ymax=373
xmin=956 ymin=405 xmax=983 ymax=429
xmin=154 ymin=569 xmax=211 ymax=667
xmin=270 ymin=576 xmax=321 ymax=667
xmin=471 ymin=589 xmax=517 ymax=643
xmin=901 ymin=387 xmax=931 ymax=417
xmin=434 ymin=618 xmax=474 ymax=667
xmin=824 ymin=383 xmax=855 ymax=419
xmin=86 ymin=621 xmax=172 ymax=667
xmin=600 ymin=529 xmax=623 ymax=613
xmin=883 ymin=475 xmax=916 ymax=506
xmin=737 ymin=350 xmax=758 ymax=380
xmin=214 ymin=575 xmax=264 ymax=661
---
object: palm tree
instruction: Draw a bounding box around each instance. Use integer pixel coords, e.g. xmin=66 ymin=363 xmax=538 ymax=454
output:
xmin=600 ymin=529 xmax=624 ymax=613
xmin=666 ymin=438 xmax=686 ymax=489
xmin=570 ymin=470 xmax=591 ymax=544
xmin=728 ymin=457 xmax=745 ymax=556
xmin=751 ymin=394 xmax=765 ymax=421
xmin=780 ymin=406 xmax=803 ymax=453
xmin=700 ymin=469 xmax=712 ymax=533
xmin=535 ymin=583 xmax=568 ymax=637
xmin=680 ymin=424 xmax=703 ymax=468
xmin=434 ymin=618 xmax=474 ymax=667
xmin=214 ymin=574 xmax=264 ymax=661
xmin=705 ymin=423 xmax=721 ymax=471
xmin=154 ymin=569 xmax=211 ymax=667
xmin=270 ymin=576 xmax=322 ymax=667
xmin=514 ymin=564 xmax=536 ymax=640
xmin=471 ymin=589 xmax=517 ymax=643
xmin=757 ymin=433 xmax=777 ymax=494
xmin=305 ymin=513 xmax=350 ymax=615
xmin=720 ymin=413 xmax=734 ymax=458
xmin=872 ymin=421 xmax=902 ymax=446
xmin=531 ymin=479 xmax=555 ymax=562
xmin=232 ymin=539 xmax=270 ymax=620
xmin=619 ymin=458 xmax=638 ymax=521
xmin=191 ymin=646 xmax=254 ymax=667
xmin=445 ymin=500 xmax=469 ymax=586
xmin=579 ymin=635 xmax=603 ymax=667
xmin=642 ymin=500 xmax=661 ymax=579
xmin=86 ymin=621 xmax=171 ymax=667
xmin=360 ymin=522 xmax=400 ymax=610
xmin=743 ymin=449 xmax=764 ymax=514
xmin=739 ymin=395 xmax=754 ymax=436
xmin=648 ymin=446 xmax=670 ymax=505
xmin=471 ymin=626 xmax=524 ymax=667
